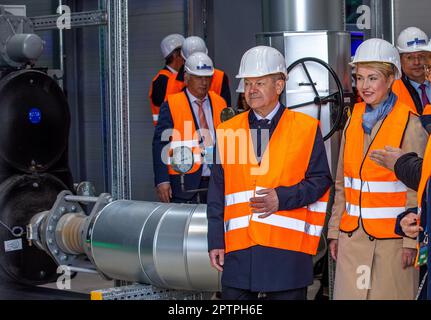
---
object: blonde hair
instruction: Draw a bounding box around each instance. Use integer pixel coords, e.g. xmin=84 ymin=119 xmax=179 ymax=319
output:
xmin=355 ymin=62 xmax=395 ymax=79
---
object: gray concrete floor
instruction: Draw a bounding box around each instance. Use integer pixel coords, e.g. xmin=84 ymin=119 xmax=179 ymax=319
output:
xmin=39 ymin=272 xmax=114 ymax=296
xmin=39 ymin=272 xmax=323 ymax=300
xmin=307 ymin=279 xmax=322 ymax=300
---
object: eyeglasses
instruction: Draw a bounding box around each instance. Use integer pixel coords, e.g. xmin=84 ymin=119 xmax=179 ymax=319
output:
xmin=402 ymin=54 xmax=427 ymax=64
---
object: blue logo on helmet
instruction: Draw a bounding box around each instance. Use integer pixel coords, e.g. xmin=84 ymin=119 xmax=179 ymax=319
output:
xmin=407 ymin=38 xmax=427 ymax=47
xmin=197 ymin=64 xmax=213 ymax=70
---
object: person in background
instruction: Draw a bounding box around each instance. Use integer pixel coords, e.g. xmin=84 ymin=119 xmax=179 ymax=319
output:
xmin=327 ymin=38 xmax=428 ymax=300
xmin=149 ymin=34 xmax=185 ymax=126
xmin=392 ymin=27 xmax=431 ymax=131
xmin=152 ymin=52 xmax=226 ymax=204
xmin=164 ymin=36 xmax=231 ymax=106
xmin=235 ymin=79 xmax=250 ymax=113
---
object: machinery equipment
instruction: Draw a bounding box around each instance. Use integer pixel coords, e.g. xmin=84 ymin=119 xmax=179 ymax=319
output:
xmin=256 ymin=31 xmax=353 ymax=176
xmin=26 ymin=191 xmax=219 ymax=292
xmin=0 ymin=6 xmax=73 ymax=289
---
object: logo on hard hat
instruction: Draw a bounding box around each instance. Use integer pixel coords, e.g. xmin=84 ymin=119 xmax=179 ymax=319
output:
xmin=197 ymin=64 xmax=212 ymax=70
xmin=407 ymin=38 xmax=427 ymax=47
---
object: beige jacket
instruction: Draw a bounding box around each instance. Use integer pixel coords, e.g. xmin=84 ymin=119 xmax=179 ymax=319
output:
xmin=328 ymin=113 xmax=428 ymax=300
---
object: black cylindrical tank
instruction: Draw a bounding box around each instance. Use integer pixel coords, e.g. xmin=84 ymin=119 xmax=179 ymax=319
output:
xmin=0 ymin=69 xmax=70 ymax=174
xmin=0 ymin=174 xmax=68 ymax=285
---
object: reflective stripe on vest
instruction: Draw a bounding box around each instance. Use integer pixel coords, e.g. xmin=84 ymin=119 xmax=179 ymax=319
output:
xmin=340 ymin=101 xmax=412 ymax=239
xmin=218 ymin=109 xmax=329 ymax=255
xmin=149 ymin=69 xmax=172 ymax=126
xmin=345 ymin=202 xmax=406 ymax=219
xmin=224 ymin=187 xmax=328 ymax=214
xmin=225 ymin=185 xmax=328 ymax=238
xmin=167 ymin=91 xmax=226 ymax=175
xmin=225 ymin=214 xmax=323 ymax=237
xmin=224 ymin=187 xmax=266 ymax=206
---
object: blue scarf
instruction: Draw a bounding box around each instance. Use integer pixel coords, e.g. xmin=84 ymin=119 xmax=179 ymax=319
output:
xmin=362 ymin=91 xmax=397 ymax=134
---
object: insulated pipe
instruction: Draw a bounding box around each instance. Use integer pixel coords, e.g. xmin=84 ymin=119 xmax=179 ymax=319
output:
xmin=263 ymin=0 xmax=345 ymax=32
xmin=89 ymin=201 xmax=220 ymax=291
xmin=49 ymin=199 xmax=220 ymax=292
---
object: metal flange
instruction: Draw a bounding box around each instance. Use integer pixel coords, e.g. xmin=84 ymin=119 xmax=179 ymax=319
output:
xmin=39 ymin=190 xmax=83 ymax=266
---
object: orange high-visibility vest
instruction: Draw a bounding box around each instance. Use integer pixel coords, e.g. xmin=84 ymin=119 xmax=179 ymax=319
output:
xmin=418 ymin=137 xmax=431 ymax=214
xmin=393 ymin=79 xmax=431 ymax=116
xmin=217 ymin=109 xmax=329 ymax=255
xmin=423 ymin=104 xmax=431 ymax=116
xmin=149 ymin=69 xmax=172 ymax=126
xmin=392 ymin=80 xmax=431 ymax=133
xmin=165 ymin=72 xmax=185 ymax=101
xmin=167 ymin=91 xmax=226 ymax=175
xmin=210 ymin=69 xmax=224 ymax=96
xmin=340 ymin=101 xmax=415 ymax=239
xmin=164 ymin=68 xmax=226 ymax=101
xmin=392 ymin=79 xmax=422 ymax=114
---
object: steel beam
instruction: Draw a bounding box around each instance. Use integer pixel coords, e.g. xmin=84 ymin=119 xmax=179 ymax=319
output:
xmin=31 ymin=10 xmax=107 ymax=31
xmin=105 ymin=0 xmax=131 ymax=201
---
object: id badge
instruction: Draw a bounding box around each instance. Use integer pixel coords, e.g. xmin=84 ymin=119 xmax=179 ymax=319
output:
xmin=415 ymin=233 xmax=429 ymax=267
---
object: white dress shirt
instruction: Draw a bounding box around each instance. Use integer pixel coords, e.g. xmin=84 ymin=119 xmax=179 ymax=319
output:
xmin=186 ymin=89 xmax=215 ymax=177
xmin=253 ymin=102 xmax=282 ymax=122
xmin=409 ymin=79 xmax=431 ymax=107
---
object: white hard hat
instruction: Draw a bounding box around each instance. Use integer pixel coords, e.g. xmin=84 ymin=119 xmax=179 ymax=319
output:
xmin=351 ymin=38 xmax=402 ymax=80
xmin=236 ymin=79 xmax=244 ymax=93
xmin=181 ymin=36 xmax=208 ymax=60
xmin=422 ymin=40 xmax=431 ymax=53
xmin=396 ymin=27 xmax=429 ymax=54
xmin=184 ymin=52 xmax=214 ymax=77
xmin=160 ymin=34 xmax=185 ymax=58
xmin=236 ymin=46 xmax=288 ymax=79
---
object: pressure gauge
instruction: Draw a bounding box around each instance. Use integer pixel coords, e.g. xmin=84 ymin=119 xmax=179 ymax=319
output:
xmin=220 ymin=107 xmax=236 ymax=122
xmin=171 ymin=146 xmax=194 ymax=174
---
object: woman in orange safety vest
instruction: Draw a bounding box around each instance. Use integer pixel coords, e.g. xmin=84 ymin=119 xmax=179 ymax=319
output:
xmin=327 ymin=38 xmax=428 ymax=300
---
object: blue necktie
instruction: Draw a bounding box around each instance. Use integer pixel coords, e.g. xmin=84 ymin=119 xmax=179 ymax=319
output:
xmin=256 ymin=119 xmax=270 ymax=158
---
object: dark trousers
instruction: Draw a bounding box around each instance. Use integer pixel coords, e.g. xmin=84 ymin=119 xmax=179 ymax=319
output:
xmin=171 ymin=177 xmax=209 ymax=204
xmin=221 ymin=286 xmax=307 ymax=300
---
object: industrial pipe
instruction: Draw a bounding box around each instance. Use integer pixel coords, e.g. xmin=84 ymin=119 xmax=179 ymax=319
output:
xmin=27 ymin=192 xmax=220 ymax=292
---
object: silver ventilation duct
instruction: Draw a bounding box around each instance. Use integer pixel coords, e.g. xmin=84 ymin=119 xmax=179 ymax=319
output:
xmin=263 ymin=0 xmax=345 ymax=32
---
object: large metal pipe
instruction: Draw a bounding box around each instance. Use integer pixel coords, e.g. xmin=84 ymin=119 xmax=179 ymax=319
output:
xmin=89 ymin=201 xmax=219 ymax=291
xmin=262 ymin=0 xmax=345 ymax=32
xmin=33 ymin=196 xmax=220 ymax=292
